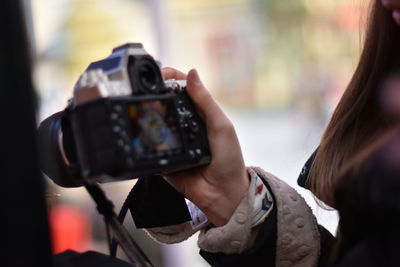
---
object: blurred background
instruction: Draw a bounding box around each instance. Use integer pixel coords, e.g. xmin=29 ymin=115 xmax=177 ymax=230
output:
xmin=27 ymin=0 xmax=369 ymax=266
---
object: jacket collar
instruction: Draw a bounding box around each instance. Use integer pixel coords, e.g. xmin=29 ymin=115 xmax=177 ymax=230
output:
xmin=297 ymin=148 xmax=318 ymax=190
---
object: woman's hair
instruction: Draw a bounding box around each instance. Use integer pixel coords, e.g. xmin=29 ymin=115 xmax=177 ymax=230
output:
xmin=308 ymin=1 xmax=400 ymax=206
xmin=331 ymin=127 xmax=400 ymax=260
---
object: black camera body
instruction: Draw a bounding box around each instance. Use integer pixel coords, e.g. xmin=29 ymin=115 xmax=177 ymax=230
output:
xmin=41 ymin=43 xmax=210 ymax=186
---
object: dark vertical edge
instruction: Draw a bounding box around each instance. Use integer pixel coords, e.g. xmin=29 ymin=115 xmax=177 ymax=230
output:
xmin=0 ymin=0 xmax=53 ymax=266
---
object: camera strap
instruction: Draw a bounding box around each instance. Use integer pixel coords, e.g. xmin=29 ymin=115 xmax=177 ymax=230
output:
xmin=110 ymin=175 xmax=192 ymax=258
xmin=83 ymin=181 xmax=153 ymax=267
xmin=110 ymin=183 xmax=135 ymax=258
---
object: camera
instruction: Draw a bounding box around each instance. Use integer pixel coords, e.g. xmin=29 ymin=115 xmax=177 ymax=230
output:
xmin=39 ymin=43 xmax=211 ymax=187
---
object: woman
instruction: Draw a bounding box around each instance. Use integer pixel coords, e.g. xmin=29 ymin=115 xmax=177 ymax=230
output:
xmin=140 ymin=0 xmax=400 ymax=266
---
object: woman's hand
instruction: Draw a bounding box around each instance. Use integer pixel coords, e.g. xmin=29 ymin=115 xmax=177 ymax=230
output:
xmin=162 ymin=67 xmax=250 ymax=227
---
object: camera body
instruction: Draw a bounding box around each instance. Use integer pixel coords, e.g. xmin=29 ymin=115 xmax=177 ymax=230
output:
xmin=45 ymin=43 xmax=210 ymax=186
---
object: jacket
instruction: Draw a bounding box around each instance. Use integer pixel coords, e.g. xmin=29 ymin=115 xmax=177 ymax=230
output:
xmin=133 ymin=140 xmax=400 ymax=266
xmin=130 ymin=151 xmax=336 ymax=267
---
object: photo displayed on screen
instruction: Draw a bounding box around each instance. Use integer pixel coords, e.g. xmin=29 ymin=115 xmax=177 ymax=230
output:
xmin=127 ymin=100 xmax=183 ymax=157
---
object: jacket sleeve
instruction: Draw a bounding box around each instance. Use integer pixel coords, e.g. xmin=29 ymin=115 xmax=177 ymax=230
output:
xmin=136 ymin=166 xmax=331 ymax=267
xmin=199 ymin=167 xmax=322 ymax=267
xmin=199 ymin=183 xmax=278 ymax=267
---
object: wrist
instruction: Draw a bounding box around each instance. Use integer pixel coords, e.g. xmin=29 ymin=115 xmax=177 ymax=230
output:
xmin=198 ymin=169 xmax=250 ymax=226
xmin=197 ymin=170 xmax=274 ymax=254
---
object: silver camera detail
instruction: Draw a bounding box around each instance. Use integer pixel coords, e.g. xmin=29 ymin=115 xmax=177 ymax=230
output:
xmin=72 ymin=43 xmax=187 ymax=106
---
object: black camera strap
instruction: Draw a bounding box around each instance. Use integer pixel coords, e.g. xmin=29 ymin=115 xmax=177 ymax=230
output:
xmin=83 ymin=181 xmax=153 ymax=267
xmin=110 ymin=184 xmax=135 ymax=258
xmin=110 ymin=175 xmax=192 ymax=258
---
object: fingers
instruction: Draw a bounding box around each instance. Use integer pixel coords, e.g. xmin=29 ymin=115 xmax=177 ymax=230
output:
xmin=186 ymin=69 xmax=233 ymax=133
xmin=162 ymin=67 xmax=187 ymax=80
xmin=162 ymin=67 xmax=233 ymax=134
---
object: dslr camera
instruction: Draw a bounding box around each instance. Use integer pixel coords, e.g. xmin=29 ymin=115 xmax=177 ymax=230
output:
xmin=39 ymin=43 xmax=211 ymax=187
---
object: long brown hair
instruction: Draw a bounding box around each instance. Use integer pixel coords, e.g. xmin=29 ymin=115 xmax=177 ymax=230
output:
xmin=307 ymin=1 xmax=400 ymax=206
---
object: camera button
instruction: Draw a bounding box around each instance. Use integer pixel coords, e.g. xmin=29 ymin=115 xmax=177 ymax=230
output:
xmin=118 ymin=118 xmax=126 ymax=126
xmin=112 ymin=125 xmax=121 ymax=133
xmin=126 ymin=158 xmax=134 ymax=167
xmin=117 ymin=139 xmax=125 ymax=147
xmin=159 ymin=159 xmax=168 ymax=165
xmin=114 ymin=105 xmax=123 ymax=112
xmin=190 ymin=121 xmax=199 ymax=133
xmin=189 ymin=133 xmax=196 ymax=141
xmin=120 ymin=130 xmax=129 ymax=138
xmin=111 ymin=113 xmax=119 ymax=120
xmin=123 ymin=145 xmax=131 ymax=153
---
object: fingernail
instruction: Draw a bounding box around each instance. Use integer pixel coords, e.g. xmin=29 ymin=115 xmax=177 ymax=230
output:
xmin=190 ymin=69 xmax=202 ymax=86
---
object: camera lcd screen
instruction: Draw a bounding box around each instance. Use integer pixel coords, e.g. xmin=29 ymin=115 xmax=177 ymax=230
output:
xmin=127 ymin=100 xmax=183 ymax=157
